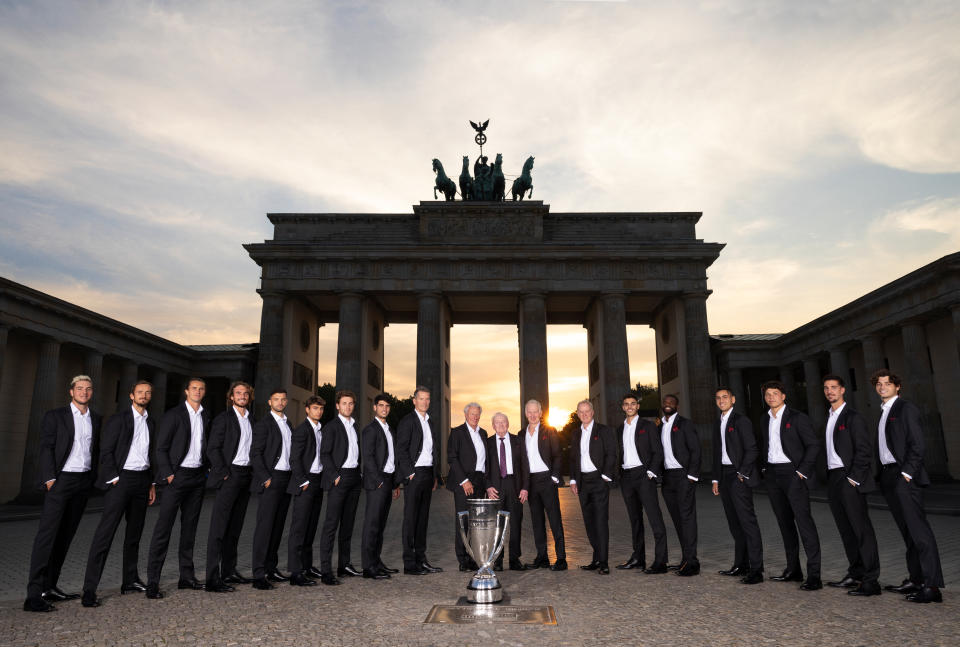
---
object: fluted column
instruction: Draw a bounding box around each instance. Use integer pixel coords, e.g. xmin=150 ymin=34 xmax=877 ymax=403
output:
xmin=778 ymin=363 xmax=797 ymax=402
xmin=518 ymin=293 xmax=549 ymax=416
xmin=151 ymin=368 xmax=168 ymax=419
xmin=335 ymin=293 xmax=364 ymax=398
xmin=118 ymin=360 xmax=139 ymax=414
xmin=18 ymin=337 xmax=61 ymax=503
xmin=600 ymin=293 xmax=630 ymax=427
xmin=861 ymin=333 xmax=884 ymax=378
xmin=727 ymin=367 xmax=746 ymax=413
xmin=803 ymin=357 xmax=825 ymax=429
xmin=901 ymin=321 xmax=947 ymax=477
xmin=683 ymin=293 xmax=716 ymax=431
xmin=83 ymin=350 xmax=104 ymax=413
xmin=829 ymin=346 xmax=850 ymax=384
xmin=253 ymin=292 xmax=285 ymax=417
xmin=416 ymin=293 xmax=444 ymax=428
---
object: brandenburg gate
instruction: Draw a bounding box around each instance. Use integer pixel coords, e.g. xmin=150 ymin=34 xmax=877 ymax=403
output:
xmin=244 ymin=200 xmax=724 ymax=463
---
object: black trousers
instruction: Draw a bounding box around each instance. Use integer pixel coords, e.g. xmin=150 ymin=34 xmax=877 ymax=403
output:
xmin=318 ymin=468 xmax=361 ymax=574
xmin=719 ymin=467 xmax=763 ymax=572
xmin=880 ymin=465 xmax=944 ymax=587
xmin=83 ymin=470 xmax=152 ymax=593
xmin=492 ymin=477 xmax=523 ymax=565
xmin=452 ymin=470 xmax=486 ymax=565
xmin=26 ymin=471 xmax=92 ymax=600
xmin=402 ymin=467 xmax=435 ymax=569
xmin=287 ymin=473 xmax=324 ymax=575
xmin=146 ymin=467 xmax=206 ymax=585
xmin=205 ymin=465 xmax=252 ymax=582
xmin=827 ymin=469 xmax=879 ymax=584
xmin=662 ymin=469 xmax=699 ymax=566
xmin=361 ymin=474 xmax=395 ymax=571
xmin=620 ymin=467 xmax=667 ymax=566
xmin=577 ymin=472 xmax=610 ymax=564
xmin=251 ymin=470 xmax=291 ymax=579
xmin=766 ymin=464 xmax=821 ymax=578
xmin=528 ymin=471 xmax=565 ymax=561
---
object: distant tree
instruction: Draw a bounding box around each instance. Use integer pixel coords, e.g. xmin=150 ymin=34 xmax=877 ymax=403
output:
xmin=634 ymin=382 xmax=661 ymax=413
xmin=316 ymin=383 xmax=338 ymax=423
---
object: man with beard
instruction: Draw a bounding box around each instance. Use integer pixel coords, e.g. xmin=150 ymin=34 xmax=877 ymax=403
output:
xmin=659 ymin=394 xmax=701 ymax=576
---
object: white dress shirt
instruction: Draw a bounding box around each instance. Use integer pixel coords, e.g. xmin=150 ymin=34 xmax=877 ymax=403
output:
xmin=62 ymin=402 xmax=93 ymax=473
xmin=661 ymin=413 xmax=698 ymax=481
xmin=766 ymin=407 xmax=792 ymax=465
xmin=271 ymin=411 xmax=292 ymax=471
xmin=232 ymin=406 xmax=253 ymax=466
xmin=571 ymin=422 xmax=610 ymax=484
xmin=713 ymin=410 xmax=734 ymax=484
xmin=180 ymin=402 xmax=205 ymax=468
xmin=308 ymin=419 xmax=323 ymax=474
xmin=525 ymin=424 xmax=556 ymax=483
xmin=468 ymin=425 xmax=486 ymax=472
xmin=496 ymin=434 xmax=514 ymax=475
xmin=340 ymin=414 xmax=360 ymax=469
xmin=378 ymin=418 xmax=396 ymax=474
xmin=878 ymin=396 xmax=911 ymax=479
xmin=121 ymin=406 xmax=151 ymax=472
xmin=621 ymin=417 xmax=643 ymax=469
xmin=825 ymin=403 xmax=846 ymax=470
xmin=414 ymin=412 xmax=434 ymax=468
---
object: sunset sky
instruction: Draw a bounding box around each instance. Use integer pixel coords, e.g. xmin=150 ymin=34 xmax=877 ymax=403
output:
xmin=2 ymin=1 xmax=958 ymax=429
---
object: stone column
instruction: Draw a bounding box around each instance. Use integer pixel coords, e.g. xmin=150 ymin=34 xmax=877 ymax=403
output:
xmin=83 ymin=350 xmax=104 ymax=413
xmin=803 ymin=357 xmax=825 ymax=430
xmin=727 ymin=367 xmax=746 ymax=413
xmin=861 ymin=333 xmax=884 ymax=378
xmin=151 ymin=368 xmax=168 ymax=419
xmin=779 ymin=363 xmax=797 ymax=402
xmin=682 ymin=292 xmax=716 ymax=475
xmin=901 ymin=321 xmax=948 ymax=478
xmin=416 ymin=293 xmax=444 ymax=429
xmin=18 ymin=337 xmax=61 ymax=503
xmin=335 ymin=293 xmax=364 ymax=399
xmin=518 ymin=293 xmax=549 ymax=417
xmin=253 ymin=292 xmax=286 ymax=418
xmin=600 ymin=293 xmax=630 ymax=427
xmin=0 ymin=325 xmax=9 ymax=395
xmin=951 ymin=306 xmax=960 ymax=373
xmin=829 ymin=346 xmax=850 ymax=384
xmin=118 ymin=360 xmax=139 ymax=414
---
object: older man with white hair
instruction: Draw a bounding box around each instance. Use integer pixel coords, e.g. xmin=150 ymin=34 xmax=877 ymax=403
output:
xmin=447 ymin=402 xmax=488 ymax=571
xmin=485 ymin=412 xmax=528 ymax=570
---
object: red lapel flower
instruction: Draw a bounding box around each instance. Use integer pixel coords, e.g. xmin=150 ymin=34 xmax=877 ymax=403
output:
xmin=637 ymin=428 xmax=646 ymax=434
xmin=839 ymin=425 xmax=846 ymax=431
xmin=727 ymin=426 xmax=734 ymax=432
xmin=541 ymin=434 xmax=546 ymax=441
xmin=890 ymin=416 xmax=897 ymax=421
xmin=593 ymin=435 xmax=598 ymax=441
xmin=785 ymin=423 xmax=791 ymax=429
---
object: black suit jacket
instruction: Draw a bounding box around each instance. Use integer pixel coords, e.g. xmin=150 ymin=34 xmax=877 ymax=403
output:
xmin=320 ymin=416 xmax=361 ymax=489
xmin=825 ymin=405 xmax=876 ymax=492
xmin=250 ymin=413 xmax=292 ymax=493
xmin=38 ymin=405 xmax=103 ymax=488
xmin=289 ymin=419 xmax=322 ymax=495
xmin=661 ymin=414 xmax=701 ymax=478
xmin=759 ymin=407 xmax=820 ymax=487
xmin=446 ymin=423 xmax=488 ymax=491
xmin=615 ymin=417 xmax=663 ymax=478
xmin=713 ymin=411 xmax=759 ymax=486
xmin=155 ymin=402 xmax=211 ymax=483
xmin=362 ymin=419 xmax=396 ymax=491
xmin=97 ymin=407 xmax=157 ymax=490
xmin=518 ymin=423 xmax=563 ymax=487
xmin=485 ymin=433 xmax=526 ymax=492
xmin=570 ymin=422 xmax=617 ymax=485
xmin=207 ymin=408 xmax=255 ymax=487
xmin=395 ymin=411 xmax=441 ymax=481
xmin=880 ymin=398 xmax=930 ymax=487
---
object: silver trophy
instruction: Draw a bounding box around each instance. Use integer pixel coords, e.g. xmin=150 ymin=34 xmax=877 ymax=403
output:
xmin=457 ymin=498 xmax=510 ymax=604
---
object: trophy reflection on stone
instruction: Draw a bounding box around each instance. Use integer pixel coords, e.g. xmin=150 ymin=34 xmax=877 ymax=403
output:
xmin=456 ymin=498 xmax=510 ymax=603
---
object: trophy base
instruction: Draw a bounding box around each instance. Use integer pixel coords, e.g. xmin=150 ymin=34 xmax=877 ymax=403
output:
xmin=466 ymin=573 xmax=503 ymax=604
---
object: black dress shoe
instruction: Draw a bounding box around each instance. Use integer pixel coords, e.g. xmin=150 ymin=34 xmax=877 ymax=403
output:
xmin=290 ymin=573 xmax=317 ymax=586
xmin=598 ymin=563 xmax=610 ymax=575
xmin=677 ymin=563 xmax=701 ymax=577
xmin=42 ymin=587 xmax=78 ymax=602
xmin=223 ymin=571 xmax=252 ymax=585
xmin=252 ymin=578 xmax=274 ymax=590
xmin=266 ymin=569 xmax=290 ymax=582
xmin=121 ymin=580 xmax=147 ymax=594
xmin=527 ymin=557 xmax=550 ymax=569
xmin=550 ymin=559 xmax=568 ymax=571
xmin=667 ymin=563 xmax=682 ymax=571
xmin=906 ymin=586 xmax=942 ymax=603
xmin=362 ymin=569 xmax=389 ymax=580
xmin=23 ymin=597 xmax=56 ymax=612
xmin=848 ymin=581 xmax=882 ymax=597
xmin=718 ymin=565 xmax=746 ymax=576
xmin=145 ymin=584 xmax=164 ymax=599
xmin=884 ymin=580 xmax=921 ymax=594
xmin=580 ymin=561 xmax=600 ymax=571
xmin=338 ymin=563 xmax=362 ymax=577
xmin=377 ymin=564 xmax=399 ymax=574
xmin=827 ymin=575 xmax=860 ymax=588
xmin=421 ymin=561 xmax=443 ymax=573
xmin=644 ymin=564 xmax=668 ymax=574
xmin=81 ymin=592 xmax=101 ymax=608
xmin=404 ymin=567 xmax=429 ymax=575
xmin=459 ymin=562 xmax=475 ymax=572
xmin=509 ymin=560 xmax=528 ymax=571
xmin=616 ymin=557 xmax=642 ymax=570
xmin=320 ymin=573 xmax=341 ymax=586
xmin=177 ymin=578 xmax=204 ymax=590
xmin=205 ymin=581 xmax=236 ymax=593
xmin=770 ymin=569 xmax=803 ymax=582
xmin=799 ymin=578 xmax=823 ymax=591
xmin=741 ymin=571 xmax=764 ymax=585
xmin=306 ymin=566 xmax=325 ymax=579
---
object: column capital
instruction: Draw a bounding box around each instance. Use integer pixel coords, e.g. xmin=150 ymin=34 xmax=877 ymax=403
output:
xmin=681 ymin=290 xmax=712 ymax=301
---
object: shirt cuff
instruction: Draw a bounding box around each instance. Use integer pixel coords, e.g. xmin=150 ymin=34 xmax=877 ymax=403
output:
xmin=646 ymin=470 xmax=656 ymax=479
xmin=551 ymin=476 xmax=559 ymax=484
xmin=687 ymin=475 xmax=698 ymax=482
xmin=569 ymin=479 xmax=576 ymax=485
xmin=796 ymin=471 xmax=807 ymax=479
xmin=711 ymin=479 xmax=719 ymax=484
xmin=300 ymin=480 xmax=309 ymax=488
xmin=107 ymin=477 xmax=119 ymax=485
xmin=460 ymin=478 xmax=469 ymax=486
xmin=737 ymin=472 xmax=749 ymax=480
xmin=901 ymin=471 xmax=912 ymax=480
xmin=602 ymin=475 xmax=612 ymax=482
xmin=847 ymin=477 xmax=860 ymax=486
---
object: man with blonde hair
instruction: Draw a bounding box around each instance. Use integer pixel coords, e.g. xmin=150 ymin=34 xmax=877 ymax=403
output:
xmin=520 ymin=399 xmax=566 ymax=571
xmin=447 ymin=401 xmax=488 ymax=571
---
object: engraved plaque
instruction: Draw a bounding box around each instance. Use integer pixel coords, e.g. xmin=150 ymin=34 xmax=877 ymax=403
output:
xmin=424 ymin=605 xmax=557 ymax=625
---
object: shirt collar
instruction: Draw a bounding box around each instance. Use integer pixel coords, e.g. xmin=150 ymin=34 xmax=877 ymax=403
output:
xmin=527 ymin=422 xmax=540 ymax=434
xmin=309 ymin=418 xmax=322 ymax=432
xmin=581 ymin=421 xmax=594 ymax=434
xmin=131 ymin=405 xmax=148 ymax=419
xmin=417 ymin=411 xmax=430 ymax=423
xmin=70 ymin=402 xmax=90 ymax=418
xmin=270 ymin=410 xmax=287 ymax=423
xmin=662 ymin=412 xmax=677 ymax=425
xmin=768 ymin=406 xmax=786 ymax=420
xmin=376 ymin=417 xmax=389 ymax=430
xmin=185 ymin=401 xmax=204 ymax=415
xmin=882 ymin=395 xmax=899 ymax=410
xmin=466 ymin=423 xmax=478 ymax=434
xmin=233 ymin=406 xmax=249 ymax=419
xmin=338 ymin=414 xmax=354 ymax=427
xmin=829 ymin=402 xmax=847 ymax=417
xmin=624 ymin=416 xmax=638 ymax=428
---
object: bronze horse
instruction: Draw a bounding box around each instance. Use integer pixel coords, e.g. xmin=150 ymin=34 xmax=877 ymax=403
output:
xmin=511 ymin=155 xmax=534 ymax=201
xmin=459 ymin=156 xmax=474 ymax=201
xmin=432 ymin=158 xmax=456 ymax=201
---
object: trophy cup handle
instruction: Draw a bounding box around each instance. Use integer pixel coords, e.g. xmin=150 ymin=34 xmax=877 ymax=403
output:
xmin=457 ymin=511 xmax=479 ymax=564
xmin=480 ymin=510 xmax=510 ymax=570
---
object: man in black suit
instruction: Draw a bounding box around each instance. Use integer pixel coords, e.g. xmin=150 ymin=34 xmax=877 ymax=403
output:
xmin=821 ymin=374 xmax=881 ymax=597
xmin=145 ymin=377 xmax=211 ymax=598
xmin=570 ymin=399 xmax=617 ymax=574
xmin=872 ymin=369 xmax=944 ymax=603
xmin=81 ymin=380 xmax=157 ymax=607
xmin=712 ymin=387 xmax=764 ymax=584
xmin=760 ymin=380 xmax=822 ymax=591
xmin=485 ymin=412 xmax=527 ymax=571
xmin=616 ymin=391 xmax=668 ymax=574
xmin=204 ymin=381 xmax=255 ymax=592
xmin=360 ymin=394 xmax=401 ymax=580
xmin=24 ymin=375 xmax=102 ymax=612
xmin=249 ymin=388 xmax=294 ymax=590
xmin=286 ymin=395 xmax=327 ymax=587
xmin=447 ymin=402 xmax=488 ymax=571
xmin=659 ymin=394 xmax=701 ymax=576
xmin=317 ymin=390 xmax=363 ymax=585
xmin=520 ymin=399 xmax=566 ymax=570
xmin=395 ymin=385 xmax=443 ymax=575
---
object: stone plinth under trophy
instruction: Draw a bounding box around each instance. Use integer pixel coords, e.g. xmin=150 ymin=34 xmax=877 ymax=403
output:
xmin=457 ymin=499 xmax=510 ymax=604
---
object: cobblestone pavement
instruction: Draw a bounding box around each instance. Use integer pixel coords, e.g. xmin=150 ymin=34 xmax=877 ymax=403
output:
xmin=1 ymin=485 xmax=958 ymax=646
